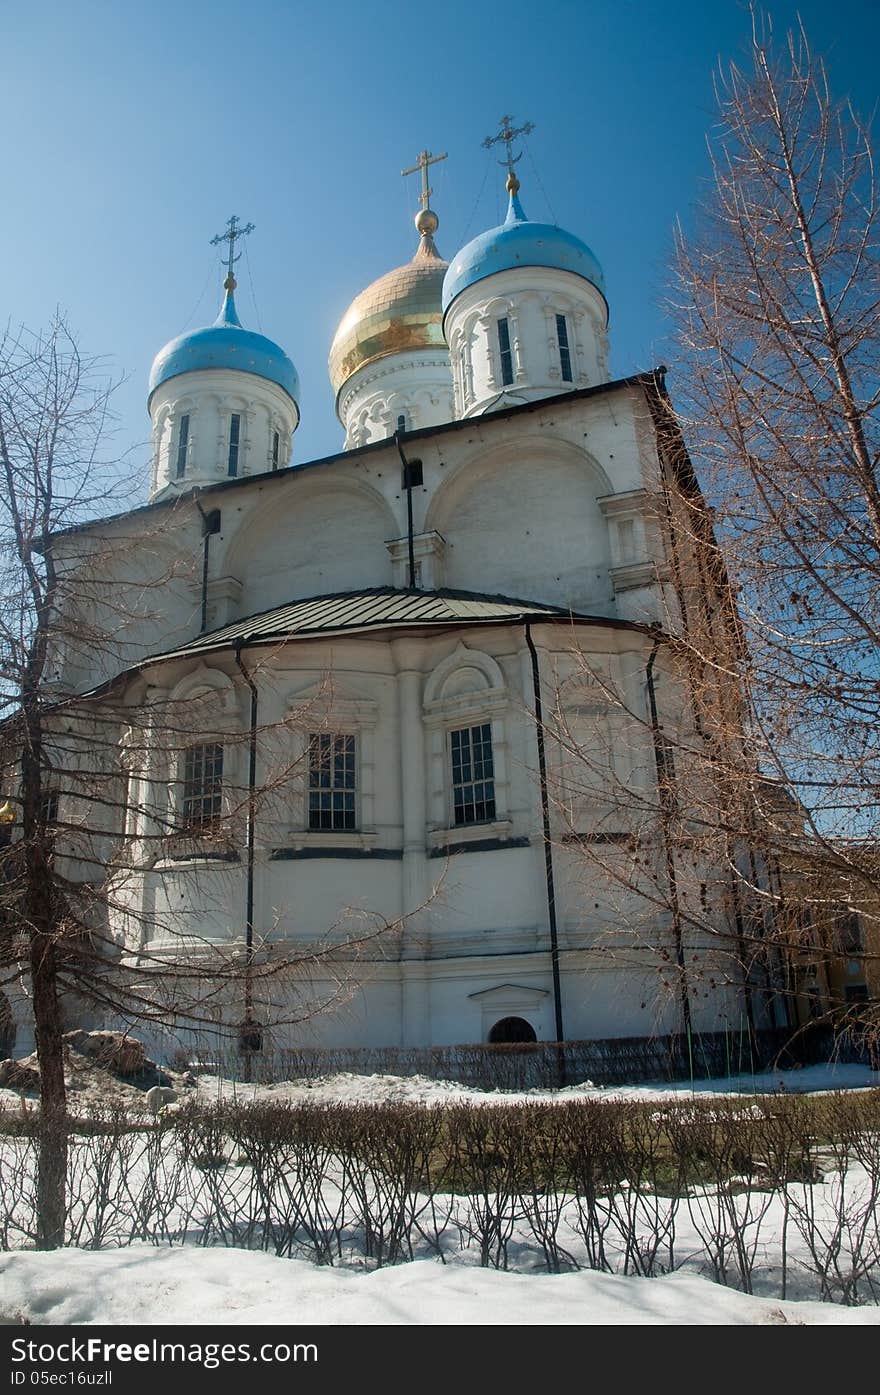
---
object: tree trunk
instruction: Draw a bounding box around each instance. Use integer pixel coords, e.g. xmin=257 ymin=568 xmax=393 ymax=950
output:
xmin=29 ymin=929 xmax=68 ymax=1249
xmin=21 ymin=721 xmax=68 ymax=1250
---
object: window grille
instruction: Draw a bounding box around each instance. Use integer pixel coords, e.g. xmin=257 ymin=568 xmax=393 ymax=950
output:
xmin=272 ymin=430 xmax=280 ymax=469
xmin=182 ymin=743 xmax=224 ymax=829
xmin=451 ymin=724 xmax=496 ymax=825
xmin=308 ymin=734 xmax=356 ymax=831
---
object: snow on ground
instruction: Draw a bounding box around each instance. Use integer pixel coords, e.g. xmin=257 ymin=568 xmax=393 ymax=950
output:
xmin=1 ymin=1245 xmax=878 ymax=1326
xmin=2 ymin=1058 xmax=876 ymax=1117
xmin=191 ymin=1060 xmax=880 ymax=1109
xmin=2 ymin=1061 xmax=879 ymax=1326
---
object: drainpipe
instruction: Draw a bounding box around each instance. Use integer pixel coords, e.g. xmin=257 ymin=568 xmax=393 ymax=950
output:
xmin=524 ymin=624 xmax=565 ymax=1068
xmin=645 ymin=638 xmax=692 ymax=1042
xmin=192 ymin=493 xmax=222 ymax=633
xmin=233 ymin=640 xmax=258 ymax=1080
xmin=394 ymin=431 xmax=417 ymax=590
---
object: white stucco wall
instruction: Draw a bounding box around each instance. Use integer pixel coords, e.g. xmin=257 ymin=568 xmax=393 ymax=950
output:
xmin=149 ymin=368 xmax=298 ymax=502
xmin=337 ymin=352 xmax=454 ymax=449
xmin=444 ymin=266 xmax=609 ymax=418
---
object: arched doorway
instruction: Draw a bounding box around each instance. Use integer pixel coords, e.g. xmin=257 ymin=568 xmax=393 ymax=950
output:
xmin=488 ymin=1016 xmax=537 ymax=1044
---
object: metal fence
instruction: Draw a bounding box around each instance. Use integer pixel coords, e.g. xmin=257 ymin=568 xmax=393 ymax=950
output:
xmin=170 ymin=1025 xmax=869 ymax=1090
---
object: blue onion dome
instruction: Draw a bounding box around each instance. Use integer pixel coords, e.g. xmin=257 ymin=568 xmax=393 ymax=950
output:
xmin=442 ymin=180 xmax=606 ymax=319
xmin=148 ymin=284 xmax=299 ymax=409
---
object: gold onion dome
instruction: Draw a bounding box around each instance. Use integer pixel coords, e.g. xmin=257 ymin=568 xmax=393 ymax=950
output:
xmin=328 ymin=211 xmax=448 ymax=405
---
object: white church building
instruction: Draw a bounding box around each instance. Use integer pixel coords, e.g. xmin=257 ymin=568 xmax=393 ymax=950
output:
xmin=27 ymin=132 xmax=791 ymax=1068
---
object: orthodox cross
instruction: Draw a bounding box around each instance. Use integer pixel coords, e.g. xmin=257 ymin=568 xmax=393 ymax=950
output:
xmin=482 ymin=114 xmax=535 ymax=175
xmin=401 ymin=149 xmax=447 ymax=211
xmin=210 ymin=215 xmax=255 ymax=290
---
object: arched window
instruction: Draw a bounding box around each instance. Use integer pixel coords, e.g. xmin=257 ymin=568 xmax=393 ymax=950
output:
xmin=489 ymin=1016 xmax=537 ymax=1044
xmin=424 ymin=643 xmax=510 ymax=843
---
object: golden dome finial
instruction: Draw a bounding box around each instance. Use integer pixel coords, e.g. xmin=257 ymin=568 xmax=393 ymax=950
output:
xmin=506 ymin=171 xmax=520 ymax=196
xmin=415 ymin=207 xmax=439 ymax=238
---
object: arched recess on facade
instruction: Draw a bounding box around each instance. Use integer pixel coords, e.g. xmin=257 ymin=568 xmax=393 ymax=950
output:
xmin=488 ymin=1015 xmax=537 ymax=1043
xmin=546 ymin=656 xmax=622 ymax=840
xmin=425 ymin=436 xmax=614 ymax=611
xmin=223 ymin=475 xmax=399 ymax=616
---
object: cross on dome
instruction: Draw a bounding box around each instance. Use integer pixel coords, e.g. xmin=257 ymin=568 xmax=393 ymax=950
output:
xmin=401 ymin=148 xmax=447 ymax=248
xmin=210 ymin=214 xmax=255 ymax=293
xmin=482 ymin=114 xmax=535 ymax=195
xmin=401 ymin=148 xmax=447 ymax=212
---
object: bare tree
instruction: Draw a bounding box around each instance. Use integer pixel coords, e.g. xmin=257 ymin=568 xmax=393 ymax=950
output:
xmin=549 ymin=9 xmax=880 ymax=1055
xmin=670 ymin=7 xmax=880 ymax=1031
xmin=0 ymin=318 xmax=407 ymax=1248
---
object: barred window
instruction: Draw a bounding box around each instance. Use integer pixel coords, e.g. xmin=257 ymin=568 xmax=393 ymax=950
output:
xmin=308 ymin=734 xmax=356 ymax=831
xmin=272 ymin=430 xmax=280 ymax=470
xmin=451 ymin=723 xmax=496 ymax=826
xmin=497 ymin=318 xmax=514 ymax=386
xmin=228 ymin=413 xmax=241 ymax=477
xmin=182 ymin=743 xmax=223 ymax=829
xmin=556 ymin=313 xmax=572 ymax=382
xmin=175 ymin=414 xmax=190 ymax=479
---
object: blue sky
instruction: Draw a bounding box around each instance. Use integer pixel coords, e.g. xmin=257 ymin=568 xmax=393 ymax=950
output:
xmin=4 ymin=0 xmax=879 ymax=477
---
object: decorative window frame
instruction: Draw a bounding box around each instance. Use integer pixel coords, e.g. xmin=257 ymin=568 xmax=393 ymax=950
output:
xmin=268 ymin=411 xmax=289 ymax=472
xmin=483 ymin=297 xmax=524 ymax=388
xmin=540 ymin=295 xmax=583 ymax=386
xmin=546 ymin=660 xmax=622 ymax=840
xmin=217 ymin=395 xmax=252 ymax=480
xmin=423 ymin=643 xmax=512 ymax=848
xmin=597 ymin=490 xmax=661 ymax=593
xmin=284 ymin=685 xmax=379 ymax=850
xmin=163 ymin=397 xmax=198 ymax=489
xmin=158 ymin=665 xmax=243 ymax=863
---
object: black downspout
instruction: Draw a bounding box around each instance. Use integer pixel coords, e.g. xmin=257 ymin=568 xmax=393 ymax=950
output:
xmin=394 ymin=431 xmax=417 ymax=590
xmin=233 ymin=641 xmax=258 ymax=1082
xmin=193 ymin=496 xmax=222 ymax=634
xmin=524 ymin=624 xmax=565 ymax=1076
xmin=727 ymin=868 xmax=759 ymax=1043
xmin=645 ymin=639 xmax=693 ymax=1047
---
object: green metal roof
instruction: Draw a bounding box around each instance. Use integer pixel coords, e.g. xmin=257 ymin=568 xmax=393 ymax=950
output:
xmin=159 ymin=587 xmax=587 ymax=662
xmin=67 ymin=587 xmax=651 ymax=708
